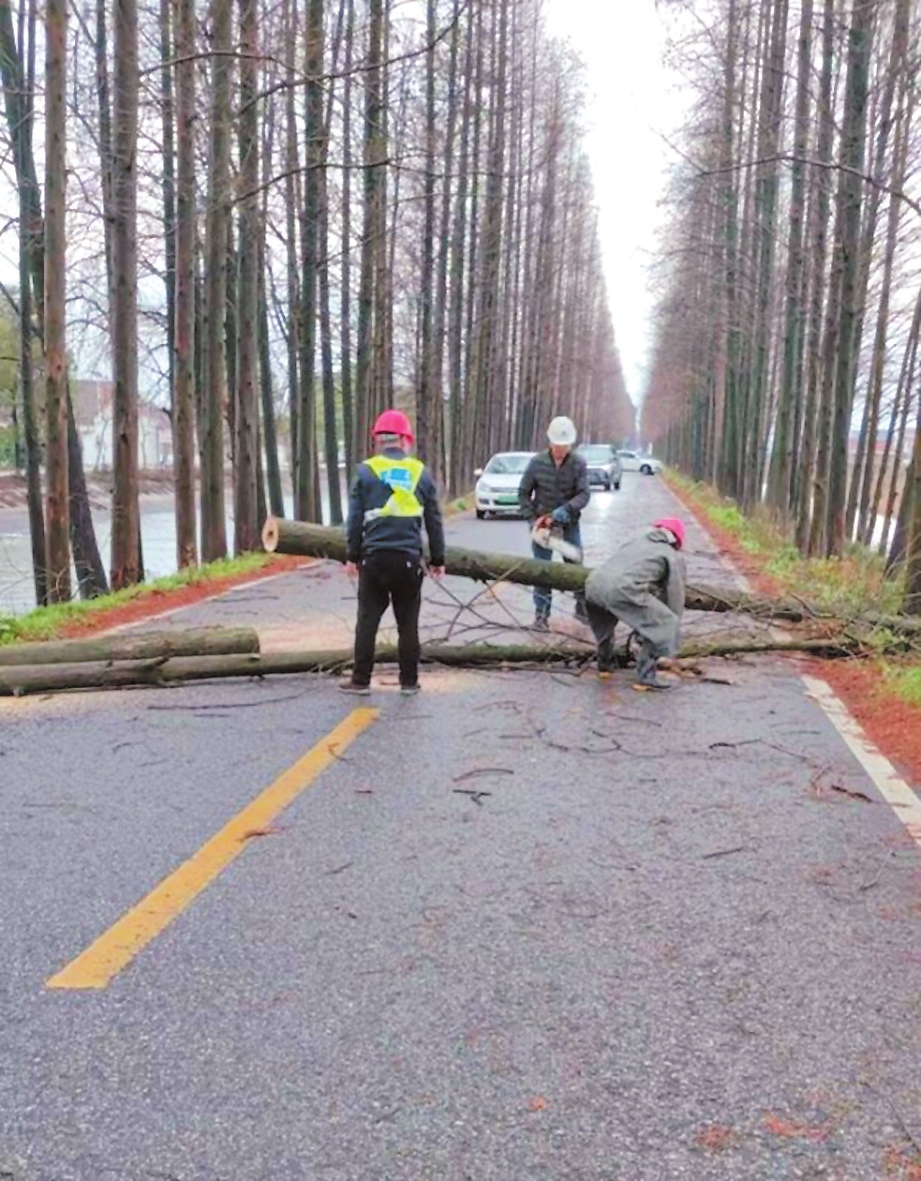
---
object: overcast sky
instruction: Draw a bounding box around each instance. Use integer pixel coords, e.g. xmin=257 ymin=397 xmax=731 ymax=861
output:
xmin=544 ymin=0 xmax=688 ymax=407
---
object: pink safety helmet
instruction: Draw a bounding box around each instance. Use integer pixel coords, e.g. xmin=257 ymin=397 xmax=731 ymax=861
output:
xmin=653 ymin=517 xmax=685 ymax=550
xmin=372 ymin=409 xmax=414 ymax=444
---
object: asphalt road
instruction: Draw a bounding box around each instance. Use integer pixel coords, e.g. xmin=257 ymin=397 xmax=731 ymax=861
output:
xmin=3 ymin=473 xmax=921 ymax=1180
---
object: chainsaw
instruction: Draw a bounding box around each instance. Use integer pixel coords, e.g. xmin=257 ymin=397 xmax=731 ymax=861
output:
xmin=530 ymin=521 xmax=583 ymax=563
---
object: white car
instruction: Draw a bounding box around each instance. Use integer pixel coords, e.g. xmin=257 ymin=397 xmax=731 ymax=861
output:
xmin=474 ymin=451 xmax=535 ymax=518
xmin=618 ymin=450 xmax=662 ymax=476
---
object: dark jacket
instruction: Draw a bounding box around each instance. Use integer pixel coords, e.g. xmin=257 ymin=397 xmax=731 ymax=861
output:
xmin=346 ymin=447 xmax=446 ymax=565
xmin=584 ymin=528 xmax=686 ymax=656
xmin=518 ymin=449 xmax=591 ymax=521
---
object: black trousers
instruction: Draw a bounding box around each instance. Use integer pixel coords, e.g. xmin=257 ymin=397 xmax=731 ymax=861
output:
xmin=353 ymin=551 xmax=423 ymax=687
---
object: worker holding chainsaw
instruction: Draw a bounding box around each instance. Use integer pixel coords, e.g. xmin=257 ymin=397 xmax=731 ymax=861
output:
xmin=341 ymin=409 xmax=445 ymax=696
xmin=518 ymin=415 xmax=591 ymax=630
xmin=584 ymin=517 xmax=687 ymax=690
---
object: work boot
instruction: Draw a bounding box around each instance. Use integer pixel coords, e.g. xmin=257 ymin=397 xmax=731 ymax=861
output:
xmin=636 ymin=652 xmax=669 ymax=690
xmin=597 ymin=637 xmax=614 ymax=675
xmin=338 ymin=679 xmax=371 ymax=696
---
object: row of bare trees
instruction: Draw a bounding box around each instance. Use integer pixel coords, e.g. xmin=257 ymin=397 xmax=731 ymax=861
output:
xmin=642 ymin=0 xmax=921 ymax=612
xmin=0 ymin=0 xmax=633 ymax=608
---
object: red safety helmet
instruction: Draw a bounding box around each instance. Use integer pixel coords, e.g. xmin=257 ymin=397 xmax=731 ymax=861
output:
xmin=654 ymin=517 xmax=686 ymax=550
xmin=372 ymin=409 xmax=414 ymax=443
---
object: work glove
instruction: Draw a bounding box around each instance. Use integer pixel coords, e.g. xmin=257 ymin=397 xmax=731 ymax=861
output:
xmin=550 ymin=506 xmax=570 ymax=524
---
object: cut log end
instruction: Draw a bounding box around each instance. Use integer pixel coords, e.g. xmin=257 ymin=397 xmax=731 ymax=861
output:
xmin=262 ymin=516 xmax=281 ymax=553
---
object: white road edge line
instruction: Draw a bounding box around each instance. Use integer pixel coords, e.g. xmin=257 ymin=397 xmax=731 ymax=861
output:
xmin=802 ymin=674 xmax=921 ymax=844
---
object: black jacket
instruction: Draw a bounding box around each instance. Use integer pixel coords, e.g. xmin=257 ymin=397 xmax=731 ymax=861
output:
xmin=518 ymin=449 xmax=591 ymax=521
xmin=346 ymin=448 xmax=446 ymax=565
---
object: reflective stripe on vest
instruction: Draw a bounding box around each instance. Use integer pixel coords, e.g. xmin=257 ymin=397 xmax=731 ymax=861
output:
xmin=363 ymin=455 xmax=425 ymax=521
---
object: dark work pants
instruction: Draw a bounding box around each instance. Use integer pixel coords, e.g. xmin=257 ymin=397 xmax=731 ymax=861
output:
xmin=353 ymin=551 xmax=423 ymax=688
xmin=531 ymin=521 xmax=585 ymax=619
xmin=586 ymin=601 xmax=618 ymax=672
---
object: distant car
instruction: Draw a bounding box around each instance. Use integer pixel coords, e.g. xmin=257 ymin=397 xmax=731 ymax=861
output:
xmin=474 ymin=451 xmax=536 ymax=519
xmin=576 ymin=443 xmax=622 ymax=491
xmin=618 ymin=450 xmax=662 ymax=476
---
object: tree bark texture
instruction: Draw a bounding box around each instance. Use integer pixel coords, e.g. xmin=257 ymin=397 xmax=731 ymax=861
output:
xmin=110 ymin=0 xmax=142 ymax=591
xmin=43 ymin=0 xmax=70 ymax=602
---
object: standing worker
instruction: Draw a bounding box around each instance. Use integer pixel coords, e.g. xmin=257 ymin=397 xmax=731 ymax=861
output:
xmin=584 ymin=517 xmax=686 ymax=689
xmin=518 ymin=415 xmax=591 ymax=630
xmin=341 ymin=410 xmax=445 ymax=696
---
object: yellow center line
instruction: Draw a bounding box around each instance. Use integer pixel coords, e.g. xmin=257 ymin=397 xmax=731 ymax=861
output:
xmin=46 ymin=707 xmax=379 ymax=991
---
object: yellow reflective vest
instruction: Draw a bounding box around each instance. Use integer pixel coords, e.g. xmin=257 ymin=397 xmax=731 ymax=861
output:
xmin=363 ymin=455 xmax=425 ymax=521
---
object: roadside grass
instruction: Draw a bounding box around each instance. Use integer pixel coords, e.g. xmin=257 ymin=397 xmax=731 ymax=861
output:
xmin=666 ymin=469 xmax=921 ymax=710
xmin=0 ymin=552 xmax=273 ymax=646
xmin=884 ymin=664 xmax=921 ymax=708
xmin=667 ymin=470 xmax=903 ymax=618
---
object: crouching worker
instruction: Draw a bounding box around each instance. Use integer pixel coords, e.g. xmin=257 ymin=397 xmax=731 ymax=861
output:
xmin=583 ymin=517 xmax=686 ymax=689
xmin=341 ymin=410 xmax=445 ymax=697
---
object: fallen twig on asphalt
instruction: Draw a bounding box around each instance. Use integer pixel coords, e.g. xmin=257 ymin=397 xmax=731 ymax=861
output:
xmin=452 ymin=789 xmax=492 ymax=805
xmin=452 ymin=767 xmax=515 ymax=782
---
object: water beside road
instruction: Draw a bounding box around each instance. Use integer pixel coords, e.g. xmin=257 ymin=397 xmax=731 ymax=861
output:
xmin=0 ymin=484 xmax=341 ymax=616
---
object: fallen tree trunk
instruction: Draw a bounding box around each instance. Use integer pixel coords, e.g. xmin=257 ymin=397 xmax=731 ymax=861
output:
xmin=262 ymin=518 xmax=809 ymax=621
xmin=0 ymin=636 xmax=861 ymax=697
xmin=0 ymin=626 xmax=261 ymax=667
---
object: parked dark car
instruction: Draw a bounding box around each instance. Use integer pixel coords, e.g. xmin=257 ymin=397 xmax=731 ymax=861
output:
xmin=576 ymin=443 xmax=622 ymax=491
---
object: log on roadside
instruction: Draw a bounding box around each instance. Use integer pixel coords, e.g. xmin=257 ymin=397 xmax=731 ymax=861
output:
xmin=0 ymin=636 xmax=861 ymax=697
xmin=261 ymin=518 xmax=809 ymax=622
xmin=0 ymin=626 xmax=261 ymax=667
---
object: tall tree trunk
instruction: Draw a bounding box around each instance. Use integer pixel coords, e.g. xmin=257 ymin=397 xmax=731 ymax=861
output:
xmin=159 ymin=0 xmax=177 ymax=410
xmin=317 ymin=0 xmax=347 ymax=524
xmin=110 ymin=0 xmax=141 ymax=590
xmin=795 ymin=0 xmax=836 ymax=549
xmin=225 ymin=213 xmax=238 ymax=466
xmin=447 ymin=0 xmax=474 ymax=492
xmin=296 ymin=0 xmax=323 ymax=521
xmin=767 ymin=0 xmax=811 ymax=515
xmin=173 ymin=0 xmax=198 ymax=568
xmin=742 ymin=0 xmax=789 ymax=511
xmin=374 ymin=4 xmax=392 ymax=412
xmin=339 ymin=0 xmax=355 ymax=479
xmin=355 ymin=0 xmax=384 ymax=459
xmin=201 ymin=0 xmax=230 ymax=560
xmin=258 ymin=238 xmax=284 ymax=518
xmin=0 ymin=0 xmax=45 ymax=603
xmin=319 ymin=166 xmax=343 ymax=525
xmin=258 ymin=91 xmax=284 ymax=522
xmin=234 ymin=0 xmax=260 ymax=552
xmin=416 ymin=0 xmax=439 ymax=480
xmin=470 ymin=0 xmax=509 ymax=476
xmin=44 ymin=0 xmax=70 ymax=601
xmin=431 ymin=0 xmax=462 ymax=475
xmin=284 ymin=0 xmax=300 ymax=498
xmin=825 ymin=0 xmax=874 ymax=556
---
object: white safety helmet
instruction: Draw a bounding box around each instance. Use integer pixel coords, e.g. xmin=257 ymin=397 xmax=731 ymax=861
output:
xmin=547 ymin=415 xmax=577 ymax=447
